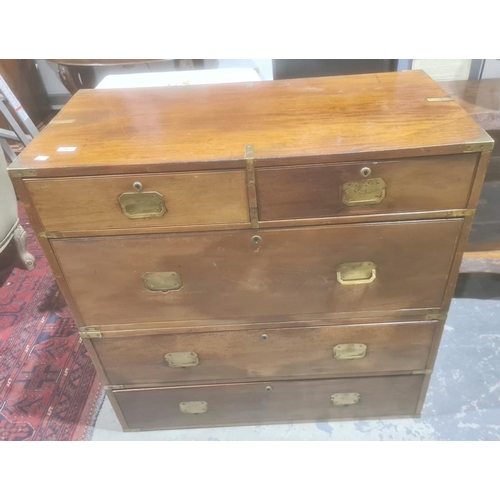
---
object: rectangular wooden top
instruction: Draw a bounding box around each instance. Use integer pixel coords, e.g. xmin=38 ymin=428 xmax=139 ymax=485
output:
xmin=10 ymin=70 xmax=492 ymax=178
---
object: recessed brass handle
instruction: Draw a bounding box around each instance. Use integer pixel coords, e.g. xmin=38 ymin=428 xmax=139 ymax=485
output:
xmin=342 ymin=178 xmax=386 ymax=206
xmin=179 ymin=401 xmax=208 ymax=414
xmin=142 ymin=271 xmax=183 ymax=292
xmin=337 ymin=261 xmax=376 ymax=285
xmin=118 ymin=189 xmax=167 ymax=219
xmin=165 ymin=351 xmax=199 ymax=368
xmin=331 ymin=393 xmax=361 ymax=406
xmin=333 ymin=343 xmax=367 ymax=360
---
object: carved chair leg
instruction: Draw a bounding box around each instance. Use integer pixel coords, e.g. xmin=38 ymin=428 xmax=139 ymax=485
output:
xmin=13 ymin=223 xmax=35 ymax=270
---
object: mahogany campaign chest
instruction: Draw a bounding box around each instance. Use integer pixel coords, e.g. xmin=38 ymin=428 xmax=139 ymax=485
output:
xmin=9 ymin=70 xmax=493 ymax=431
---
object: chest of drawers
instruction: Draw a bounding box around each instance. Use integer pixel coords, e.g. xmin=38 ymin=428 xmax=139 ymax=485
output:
xmin=9 ymin=71 xmax=492 ymax=431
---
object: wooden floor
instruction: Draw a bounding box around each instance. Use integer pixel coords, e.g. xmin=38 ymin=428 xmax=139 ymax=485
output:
xmin=460 ymin=250 xmax=500 ymax=277
xmin=462 ymin=250 xmax=500 ymax=260
xmin=457 ymin=249 xmax=500 ymax=300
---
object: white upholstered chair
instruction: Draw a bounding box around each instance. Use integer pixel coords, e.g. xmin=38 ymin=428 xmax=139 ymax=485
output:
xmin=0 ymin=149 xmax=34 ymax=270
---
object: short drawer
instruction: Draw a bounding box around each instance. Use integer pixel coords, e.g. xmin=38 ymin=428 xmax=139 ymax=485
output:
xmin=94 ymin=321 xmax=437 ymax=385
xmin=110 ymin=375 xmax=424 ymax=430
xmin=52 ymin=219 xmax=461 ymax=326
xmin=25 ymin=170 xmax=249 ymax=232
xmin=256 ymin=155 xmax=477 ymax=221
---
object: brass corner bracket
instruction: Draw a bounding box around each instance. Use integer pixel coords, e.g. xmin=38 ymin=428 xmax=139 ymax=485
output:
xmin=463 ymin=131 xmax=495 ymax=153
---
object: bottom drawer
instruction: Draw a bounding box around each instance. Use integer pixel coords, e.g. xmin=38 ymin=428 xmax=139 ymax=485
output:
xmin=110 ymin=375 xmax=424 ymax=431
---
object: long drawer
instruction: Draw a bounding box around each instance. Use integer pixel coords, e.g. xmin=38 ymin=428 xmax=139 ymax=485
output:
xmin=94 ymin=321 xmax=437 ymax=385
xmin=53 ymin=220 xmax=461 ymax=326
xmin=110 ymin=375 xmax=425 ymax=430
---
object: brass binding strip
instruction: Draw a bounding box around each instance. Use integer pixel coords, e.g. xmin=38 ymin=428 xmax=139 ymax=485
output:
xmin=51 ymin=119 xmax=76 ymax=124
xmin=79 ymin=327 xmax=102 ymax=339
xmin=426 ymin=97 xmax=454 ymax=102
xmin=38 ymin=231 xmax=63 ymax=239
xmin=245 ymin=144 xmax=259 ymax=229
xmin=411 ymin=369 xmax=432 ymax=375
xmin=444 ymin=209 xmax=475 ymax=218
xmin=425 ymin=312 xmax=447 ymax=321
xmin=8 ymin=168 xmax=37 ymax=178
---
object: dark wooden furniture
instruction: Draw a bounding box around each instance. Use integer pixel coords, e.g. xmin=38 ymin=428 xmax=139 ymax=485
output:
xmin=440 ymin=79 xmax=500 ymax=256
xmin=272 ymin=59 xmax=397 ymax=80
xmin=48 ymin=59 xmax=166 ymax=95
xmin=439 ymin=79 xmax=500 ymax=131
xmin=48 ymin=59 xmax=203 ymax=94
xmin=9 ymin=71 xmax=492 ymax=431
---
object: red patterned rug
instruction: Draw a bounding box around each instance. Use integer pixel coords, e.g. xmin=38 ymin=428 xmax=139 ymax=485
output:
xmin=0 ymin=205 xmax=103 ymax=440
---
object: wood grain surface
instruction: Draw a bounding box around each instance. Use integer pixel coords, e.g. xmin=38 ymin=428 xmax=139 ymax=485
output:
xmin=111 ymin=375 xmax=424 ymax=430
xmin=256 ymin=155 xmax=478 ymax=221
xmin=51 ymin=220 xmax=462 ymax=326
xmin=93 ymin=321 xmax=437 ymax=386
xmin=26 ymin=170 xmax=249 ymax=232
xmin=11 ymin=71 xmax=490 ymax=177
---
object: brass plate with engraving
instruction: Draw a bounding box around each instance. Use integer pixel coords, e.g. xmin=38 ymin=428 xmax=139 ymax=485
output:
xmin=165 ymin=351 xmax=199 ymax=368
xmin=331 ymin=393 xmax=361 ymax=406
xmin=333 ymin=343 xmax=368 ymax=360
xmin=342 ymin=178 xmax=386 ymax=206
xmin=179 ymin=401 xmax=208 ymax=414
xmin=142 ymin=271 xmax=183 ymax=292
xmin=118 ymin=191 xmax=167 ymax=219
xmin=336 ymin=261 xmax=377 ymax=285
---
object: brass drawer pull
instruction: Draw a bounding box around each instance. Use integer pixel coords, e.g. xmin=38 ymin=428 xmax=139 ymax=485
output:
xmin=118 ymin=181 xmax=167 ymax=219
xmin=165 ymin=351 xmax=199 ymax=368
xmin=142 ymin=271 xmax=183 ymax=292
xmin=333 ymin=343 xmax=367 ymax=360
xmin=179 ymin=401 xmax=208 ymax=414
xmin=336 ymin=261 xmax=376 ymax=285
xmin=342 ymin=178 xmax=386 ymax=206
xmin=331 ymin=393 xmax=361 ymax=406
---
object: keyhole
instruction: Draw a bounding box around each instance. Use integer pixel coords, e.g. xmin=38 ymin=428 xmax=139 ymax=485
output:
xmin=133 ymin=181 xmax=143 ymax=192
xmin=360 ymin=167 xmax=371 ymax=177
